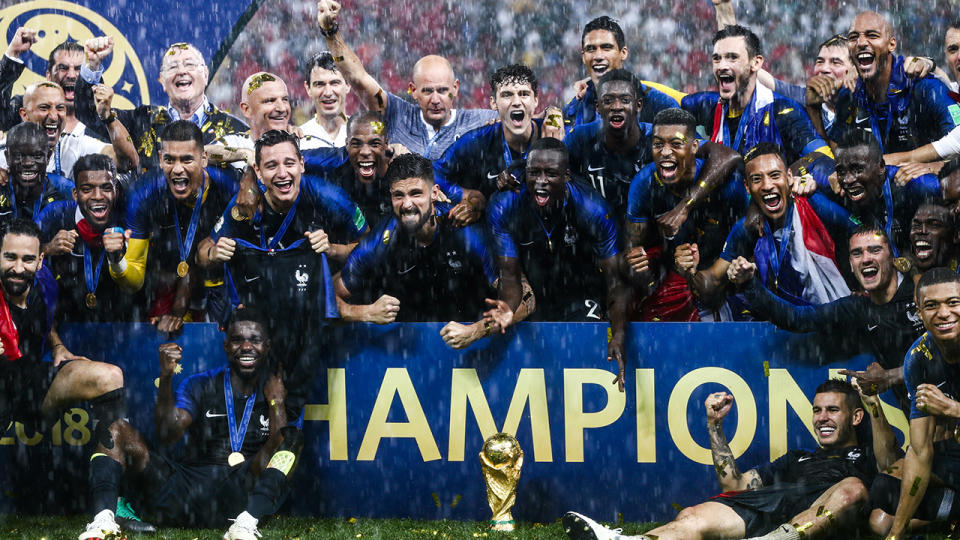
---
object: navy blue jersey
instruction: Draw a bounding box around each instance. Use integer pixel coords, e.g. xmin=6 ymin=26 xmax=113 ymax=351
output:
xmin=340 ymin=204 xmax=497 ymax=321
xmin=302 ymin=146 xmax=348 ymax=177
xmin=433 ymin=121 xmax=542 ymax=202
xmin=36 ymin=200 xmax=140 ymax=323
xmin=845 ymin=167 xmax=941 ymax=256
xmin=0 ymin=173 xmax=74 ymax=226
xmin=487 ymin=181 xmax=619 ymax=321
xmin=830 ymin=55 xmax=959 ymax=154
xmin=627 ymin=159 xmax=747 ymax=266
xmin=681 ymin=89 xmax=826 ymax=164
xmin=773 ymin=79 xmax=807 ymax=105
xmin=562 ymin=79 xmax=680 ymax=130
xmin=127 ymin=166 xmax=239 ymax=271
xmin=211 ymin=174 xmax=366 ymax=248
xmin=905 ymin=333 xmax=960 ymax=422
xmin=564 ymin=119 xmax=655 ymax=220
xmin=756 ymin=445 xmax=876 ymax=487
xmin=174 ymin=366 xmax=271 ymax=467
xmin=323 ymin=162 xmax=392 ymax=228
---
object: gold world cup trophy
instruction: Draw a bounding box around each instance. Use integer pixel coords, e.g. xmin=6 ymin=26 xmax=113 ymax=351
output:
xmin=479 ymin=432 xmax=524 ymax=532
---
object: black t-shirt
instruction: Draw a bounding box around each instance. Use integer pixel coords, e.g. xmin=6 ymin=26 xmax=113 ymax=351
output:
xmin=757 ymin=445 xmax=877 ymax=487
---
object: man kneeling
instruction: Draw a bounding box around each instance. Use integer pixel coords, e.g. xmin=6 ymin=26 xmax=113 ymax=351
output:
xmin=564 ymin=379 xmax=880 ymax=540
xmin=79 ymin=307 xmax=302 ymax=540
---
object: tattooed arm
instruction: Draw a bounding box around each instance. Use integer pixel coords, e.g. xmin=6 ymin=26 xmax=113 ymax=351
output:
xmin=706 ymin=391 xmax=762 ymax=492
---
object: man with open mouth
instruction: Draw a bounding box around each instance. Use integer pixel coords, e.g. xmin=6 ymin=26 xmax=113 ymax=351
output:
xmin=299 ymin=51 xmax=351 ymax=150
xmin=909 ymin=201 xmax=959 ymax=273
xmin=335 ymin=154 xmax=519 ymax=350
xmin=677 ymin=143 xmax=855 ymax=309
xmin=564 ymin=379 xmax=886 ymax=540
xmin=565 ymin=69 xmax=740 ymax=239
xmin=110 ymin=121 xmax=241 ymax=331
xmin=317 ymin=0 xmax=496 ymax=160
xmin=433 ymin=64 xmax=544 ymax=226
xmin=77 ymin=307 xmax=303 ymax=540
xmin=487 ymin=137 xmax=628 ymax=391
xmin=682 ymin=25 xmax=834 ymax=185
xmin=835 ymin=129 xmax=940 ymax=256
xmin=0 ymin=122 xmax=75 ymax=226
xmin=626 ymin=108 xmax=747 ymax=322
xmin=827 ymin=11 xmax=959 ymax=155
xmin=76 ymin=38 xmax=248 ymax=172
xmin=561 ymin=15 xmax=681 ymax=131
xmin=34 ymin=153 xmax=136 ymax=323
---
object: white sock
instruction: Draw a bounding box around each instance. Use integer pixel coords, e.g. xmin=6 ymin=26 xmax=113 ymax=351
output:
xmin=235 ymin=510 xmax=259 ymax=528
xmin=93 ymin=509 xmax=115 ymax=523
xmin=751 ymin=523 xmax=801 ymax=540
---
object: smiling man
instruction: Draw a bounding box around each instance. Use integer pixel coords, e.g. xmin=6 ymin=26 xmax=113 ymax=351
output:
xmin=76 ymin=38 xmax=247 ymax=171
xmin=677 ymin=143 xmax=855 ymax=309
xmin=487 ymin=137 xmax=628 ymax=390
xmin=212 ymin=72 xmax=297 ymax=169
xmin=0 ymin=122 xmax=75 ymax=227
xmin=300 ymin=51 xmax=351 ymax=149
xmin=828 ymin=11 xmax=958 ymax=154
xmin=834 ymin=129 xmax=940 ymax=256
xmin=909 ymin=201 xmax=959 ymax=272
xmin=565 ymin=379 xmax=881 ymax=540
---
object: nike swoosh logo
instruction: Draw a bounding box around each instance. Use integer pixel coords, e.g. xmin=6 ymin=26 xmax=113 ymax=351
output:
xmin=244 ymin=276 xmax=260 ymax=283
xmin=487 ymin=172 xmax=500 ymax=179
xmin=519 ymin=240 xmax=535 ymax=246
xmin=587 ymin=165 xmax=604 ymax=172
xmin=206 ymin=411 xmax=227 ymax=418
xmin=866 ymin=324 xmax=878 ymax=331
xmin=797 ymin=456 xmax=812 ymax=462
xmin=397 ymin=265 xmax=417 ymax=275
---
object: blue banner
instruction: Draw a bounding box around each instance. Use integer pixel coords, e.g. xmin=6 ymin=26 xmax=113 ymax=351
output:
xmin=0 ymin=0 xmax=262 ymax=107
xmin=0 ymin=322 xmax=909 ymax=523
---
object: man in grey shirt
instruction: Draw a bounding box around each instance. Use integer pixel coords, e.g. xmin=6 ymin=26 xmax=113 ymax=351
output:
xmin=315 ymin=0 xmax=496 ymax=160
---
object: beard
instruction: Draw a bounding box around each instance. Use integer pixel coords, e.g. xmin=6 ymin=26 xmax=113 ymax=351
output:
xmin=2 ymin=270 xmax=34 ymax=298
xmin=399 ymin=208 xmax=432 ymax=236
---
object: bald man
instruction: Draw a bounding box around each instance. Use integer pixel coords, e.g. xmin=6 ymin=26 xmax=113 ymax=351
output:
xmin=826 ymin=10 xmax=958 ymax=154
xmin=75 ymin=37 xmax=247 ymax=171
xmin=0 ymin=81 xmax=138 ymax=177
xmin=316 ymin=0 xmax=496 ymax=160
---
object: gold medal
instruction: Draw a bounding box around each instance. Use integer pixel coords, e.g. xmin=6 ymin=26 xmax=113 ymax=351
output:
xmin=893 ymin=257 xmax=912 ymax=274
xmin=231 ymin=205 xmax=247 ymax=221
xmin=227 ymin=451 xmax=245 ymax=466
xmin=177 ymin=261 xmax=189 ymax=278
xmin=85 ymin=293 xmax=97 ymax=309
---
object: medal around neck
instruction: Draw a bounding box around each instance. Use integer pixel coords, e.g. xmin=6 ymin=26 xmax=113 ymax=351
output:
xmin=479 ymin=432 xmax=524 ymax=532
xmin=85 ymin=293 xmax=97 ymax=309
xmin=228 ymin=451 xmax=245 ymax=466
xmin=177 ymin=261 xmax=189 ymax=278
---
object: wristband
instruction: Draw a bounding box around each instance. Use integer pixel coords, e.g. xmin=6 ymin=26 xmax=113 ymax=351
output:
xmin=101 ymin=110 xmax=117 ymax=124
xmin=320 ymin=22 xmax=339 ymax=38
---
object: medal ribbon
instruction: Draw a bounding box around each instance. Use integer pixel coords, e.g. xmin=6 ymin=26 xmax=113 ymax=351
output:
xmin=172 ymin=174 xmax=206 ymax=264
xmin=223 ymin=371 xmax=257 ymax=455
xmin=82 ymin=242 xmax=105 ymax=296
xmin=258 ymin=191 xmax=301 ymax=251
xmin=9 ymin=175 xmax=48 ymax=219
xmin=761 ymin=199 xmax=795 ymax=286
xmin=501 ymin=122 xmax=535 ymax=169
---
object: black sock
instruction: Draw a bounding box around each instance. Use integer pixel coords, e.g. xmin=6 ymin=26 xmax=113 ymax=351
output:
xmin=89 ymin=388 xmax=126 ymax=449
xmin=246 ymin=468 xmax=286 ymax=520
xmin=89 ymin=454 xmax=123 ymax=514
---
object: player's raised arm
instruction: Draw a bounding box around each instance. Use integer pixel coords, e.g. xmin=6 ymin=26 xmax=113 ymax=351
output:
xmin=706 ymin=391 xmax=762 ymax=492
xmin=317 ymin=0 xmax=385 ymax=112
xmin=154 ymin=343 xmax=192 ymax=445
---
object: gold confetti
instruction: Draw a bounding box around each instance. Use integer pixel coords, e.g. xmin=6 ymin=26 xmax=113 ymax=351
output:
xmin=763 ymin=361 xmax=770 ymax=377
xmin=370 ymin=121 xmax=385 ymax=135
xmin=247 ymin=73 xmax=277 ymax=94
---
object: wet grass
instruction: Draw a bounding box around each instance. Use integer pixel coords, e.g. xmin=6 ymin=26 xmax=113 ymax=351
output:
xmin=0 ymin=515 xmax=953 ymax=539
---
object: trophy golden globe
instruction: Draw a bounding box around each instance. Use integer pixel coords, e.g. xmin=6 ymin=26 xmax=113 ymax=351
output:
xmin=479 ymin=432 xmax=524 ymax=532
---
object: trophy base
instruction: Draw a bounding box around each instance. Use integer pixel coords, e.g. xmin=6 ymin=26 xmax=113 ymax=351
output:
xmin=489 ymin=519 xmax=515 ymax=532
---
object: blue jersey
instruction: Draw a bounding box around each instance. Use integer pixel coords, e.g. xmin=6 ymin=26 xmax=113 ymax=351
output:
xmin=433 ymin=121 xmax=542 ymax=202
xmin=384 ymin=93 xmax=497 ymax=160
xmin=340 ymin=203 xmax=497 ymax=321
xmin=564 ymin=119 xmax=655 ymax=220
xmin=627 ymin=159 xmax=747 ymax=266
xmin=562 ymin=79 xmax=679 ymax=130
xmin=681 ymin=88 xmax=826 ymax=164
xmin=0 ymin=173 xmax=74 ymax=226
xmin=302 ymin=146 xmax=348 ymax=177
xmin=323 ymin=162 xmax=392 ymax=229
xmin=830 ymin=55 xmax=959 ymax=154
xmin=211 ymin=173 xmax=366 ymax=248
xmin=904 ymin=333 xmax=960 ymax=422
xmin=127 ymin=166 xmax=239 ymax=269
xmin=487 ymin=181 xmax=619 ymax=321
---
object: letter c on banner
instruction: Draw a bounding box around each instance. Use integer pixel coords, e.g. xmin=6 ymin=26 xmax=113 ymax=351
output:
xmin=667 ymin=367 xmax=757 ymax=465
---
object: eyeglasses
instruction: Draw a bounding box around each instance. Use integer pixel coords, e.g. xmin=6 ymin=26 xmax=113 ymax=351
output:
xmin=161 ymin=61 xmax=204 ymax=74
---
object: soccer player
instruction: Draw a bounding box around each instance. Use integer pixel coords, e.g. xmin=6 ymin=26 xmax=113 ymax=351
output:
xmin=730 ymin=226 xmax=924 ymax=413
xmin=300 ymin=51 xmax=350 ymax=149
xmin=110 ymin=121 xmax=239 ymax=331
xmin=564 ymin=379 xmax=880 ymax=540
xmin=826 ymin=11 xmax=958 ymax=154
xmin=77 ymin=307 xmax=301 ymax=540
xmin=0 ymin=218 xmax=129 ymax=534
xmin=676 ymin=144 xmax=855 ymax=309
xmin=565 ymin=71 xmax=740 ymax=236
xmin=681 ymin=25 xmax=832 ymax=168
xmin=200 ymin=129 xmax=368 ymax=417
xmin=487 ymin=137 xmax=627 ymax=390
xmin=433 ymin=64 xmax=543 ymax=224
xmin=322 ymin=110 xmax=393 ymax=225
xmin=562 ymin=16 xmax=681 ymax=129
xmin=77 ymin=37 xmax=248 ymax=171
xmin=909 ymin=201 xmax=959 ymax=273
xmin=36 ymin=154 xmax=138 ymax=322
xmin=316 ymin=0 xmax=497 ymax=159
xmin=625 ymin=108 xmax=747 ymax=321
xmin=873 ymin=269 xmax=960 ymax=539
xmin=834 ymin=130 xmax=940 ymax=256
xmin=1 ymin=122 xmax=75 ymax=226
xmin=335 ymin=153 xmax=498 ymax=330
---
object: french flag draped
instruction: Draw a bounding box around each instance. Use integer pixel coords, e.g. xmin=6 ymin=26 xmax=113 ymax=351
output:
xmin=754 ymin=196 xmax=850 ymax=306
